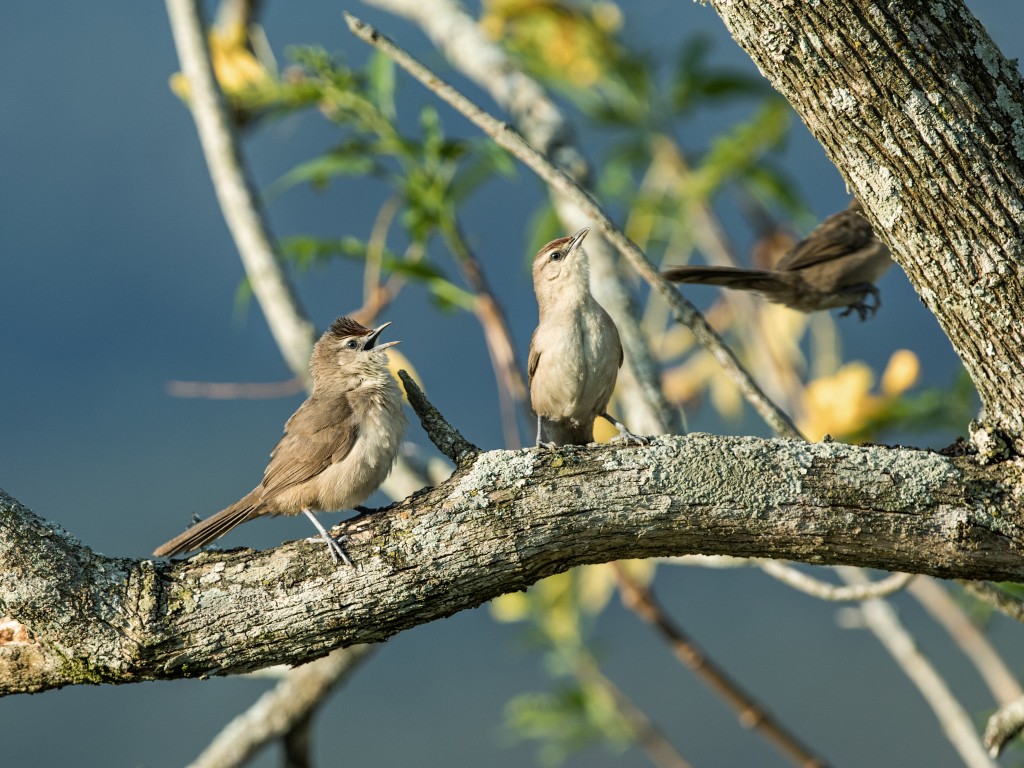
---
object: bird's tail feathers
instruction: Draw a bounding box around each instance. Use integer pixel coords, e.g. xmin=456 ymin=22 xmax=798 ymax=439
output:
xmin=661 ymin=265 xmax=779 ymax=289
xmin=153 ymin=491 xmax=262 ymax=558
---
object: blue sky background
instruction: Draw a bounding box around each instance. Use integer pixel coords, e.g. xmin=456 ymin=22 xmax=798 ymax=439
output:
xmin=2 ymin=2 xmax=1021 ymax=766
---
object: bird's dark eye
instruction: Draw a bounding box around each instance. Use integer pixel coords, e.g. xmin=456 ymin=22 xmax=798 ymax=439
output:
xmin=549 ymin=251 xmax=563 ymax=262
xmin=345 ymin=339 xmax=359 ymax=350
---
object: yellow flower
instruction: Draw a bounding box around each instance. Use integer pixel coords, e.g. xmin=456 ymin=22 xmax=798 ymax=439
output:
xmin=798 ymin=350 xmax=921 ymax=440
xmin=480 ymin=0 xmax=620 ymax=86
xmin=799 ymin=362 xmax=879 ymax=440
xmin=170 ymin=23 xmax=272 ymax=101
xmin=881 ymin=349 xmax=920 ymax=396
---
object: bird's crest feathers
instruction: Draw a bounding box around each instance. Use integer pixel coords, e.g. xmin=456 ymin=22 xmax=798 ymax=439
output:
xmin=327 ymin=316 xmax=372 ymax=339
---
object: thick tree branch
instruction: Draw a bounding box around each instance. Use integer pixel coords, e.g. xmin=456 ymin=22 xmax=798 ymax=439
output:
xmin=705 ymin=0 xmax=1024 ymax=450
xmin=3 ymin=435 xmax=1023 ymax=696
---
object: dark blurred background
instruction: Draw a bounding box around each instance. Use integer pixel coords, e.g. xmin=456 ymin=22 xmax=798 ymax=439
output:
xmin=2 ymin=2 xmax=1021 ymax=766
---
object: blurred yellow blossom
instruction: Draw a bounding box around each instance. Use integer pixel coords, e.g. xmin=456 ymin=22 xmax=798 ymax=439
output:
xmin=490 ymin=590 xmax=531 ymax=623
xmin=384 ymin=347 xmax=423 ymax=405
xmin=170 ymin=23 xmax=272 ymax=101
xmin=481 ymin=0 xmax=621 ymax=86
xmin=881 ymin=348 xmax=920 ymax=396
xmin=799 ymin=350 xmax=921 ymax=441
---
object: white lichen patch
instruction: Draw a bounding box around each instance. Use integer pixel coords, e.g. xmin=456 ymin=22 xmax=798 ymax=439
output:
xmin=974 ymin=40 xmax=1001 ymax=79
xmin=828 ymin=88 xmax=858 ymax=117
xmin=449 ymin=449 xmax=537 ymax=509
xmin=824 ymin=445 xmax=959 ymax=509
xmin=198 ymin=562 xmax=227 ymax=584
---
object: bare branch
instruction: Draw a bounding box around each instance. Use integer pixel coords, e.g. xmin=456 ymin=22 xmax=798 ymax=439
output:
xmin=167 ymin=377 xmax=305 ymax=400
xmin=758 ymin=561 xmax=915 ymax=601
xmin=191 ymin=645 xmax=375 ymax=768
xmin=344 ymin=13 xmax=802 ymax=441
xmin=398 ymin=370 xmax=478 ymax=463
xmin=908 ymin=578 xmax=1023 ymax=706
xmin=984 ymin=695 xmax=1024 ymax=758
xmin=958 ymin=580 xmax=1024 ymax=624
xmin=165 ymin=0 xmax=315 ymax=380
xmin=837 ymin=567 xmax=996 ymax=768
xmin=614 ymin=564 xmax=828 ymax=768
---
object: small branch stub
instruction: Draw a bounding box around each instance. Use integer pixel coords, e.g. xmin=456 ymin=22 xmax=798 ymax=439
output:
xmin=398 ymin=369 xmax=478 ymax=463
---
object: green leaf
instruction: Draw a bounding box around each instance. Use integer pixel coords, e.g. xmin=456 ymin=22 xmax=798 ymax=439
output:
xmin=690 ymin=98 xmax=791 ymax=198
xmin=266 ymin=145 xmax=379 ymax=200
xmin=367 ymin=50 xmax=396 ymax=120
xmin=448 ymin=141 xmax=516 ymax=203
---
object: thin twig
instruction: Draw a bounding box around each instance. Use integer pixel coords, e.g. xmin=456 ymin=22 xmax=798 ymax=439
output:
xmin=909 ymin=577 xmax=1023 ymax=706
xmin=958 ymin=580 xmax=1024 ymax=624
xmin=362 ymin=0 xmax=679 ymax=438
xmin=166 ymin=0 xmax=315 ymax=381
xmin=167 ymin=377 xmax=305 ymax=399
xmin=398 ymin=370 xmax=478 ymax=464
xmin=572 ymin=652 xmax=694 ymax=768
xmin=190 ymin=645 xmax=375 ymax=768
xmin=441 ymin=217 xmax=527 ymax=448
xmin=758 ymin=560 xmax=915 ymax=601
xmin=836 ymin=567 xmax=996 ymax=768
xmin=984 ymin=695 xmax=1024 ymax=757
xmin=344 ymin=13 xmax=802 ymax=440
xmin=614 ymin=564 xmax=828 ymax=768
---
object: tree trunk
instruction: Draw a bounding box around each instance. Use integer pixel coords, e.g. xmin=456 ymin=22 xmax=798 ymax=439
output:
xmin=707 ymin=0 xmax=1024 ymax=449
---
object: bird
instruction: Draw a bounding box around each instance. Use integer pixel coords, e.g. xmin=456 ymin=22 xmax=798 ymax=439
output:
xmin=153 ymin=316 xmax=405 ymax=565
xmin=661 ymin=199 xmax=892 ymax=319
xmin=528 ymin=227 xmax=646 ymax=447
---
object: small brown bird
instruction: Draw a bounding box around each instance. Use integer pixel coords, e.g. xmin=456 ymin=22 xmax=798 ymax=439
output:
xmin=153 ymin=316 xmax=405 ymax=565
xmin=528 ymin=227 xmax=645 ymax=447
xmin=662 ymin=199 xmax=892 ymax=319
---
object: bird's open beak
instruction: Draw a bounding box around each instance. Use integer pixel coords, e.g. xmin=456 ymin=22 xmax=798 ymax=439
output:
xmin=365 ymin=321 xmax=400 ymax=351
xmin=566 ymin=227 xmax=590 ymax=257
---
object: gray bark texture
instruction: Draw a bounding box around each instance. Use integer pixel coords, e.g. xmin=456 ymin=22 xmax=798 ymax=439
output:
xmin=3 ymin=434 xmax=1024 ymax=695
xmin=706 ymin=0 xmax=1024 ymax=450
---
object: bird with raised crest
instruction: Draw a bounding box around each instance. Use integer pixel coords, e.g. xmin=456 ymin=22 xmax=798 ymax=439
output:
xmin=153 ymin=316 xmax=405 ymax=566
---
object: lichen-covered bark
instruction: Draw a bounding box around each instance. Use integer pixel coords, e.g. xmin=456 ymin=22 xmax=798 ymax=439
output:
xmin=3 ymin=435 xmax=1023 ymax=696
xmin=706 ymin=0 xmax=1024 ymax=449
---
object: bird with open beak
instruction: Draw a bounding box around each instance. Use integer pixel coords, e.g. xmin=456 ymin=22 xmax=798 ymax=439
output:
xmin=153 ymin=316 xmax=405 ymax=565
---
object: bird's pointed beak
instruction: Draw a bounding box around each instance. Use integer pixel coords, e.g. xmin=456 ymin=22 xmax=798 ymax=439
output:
xmin=364 ymin=321 xmax=399 ymax=351
xmin=566 ymin=227 xmax=590 ymax=257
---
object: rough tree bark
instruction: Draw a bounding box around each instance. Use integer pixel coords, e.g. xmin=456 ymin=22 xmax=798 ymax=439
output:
xmin=705 ymin=0 xmax=1024 ymax=450
xmin=3 ymin=0 xmax=1024 ymax=699
xmin=2 ymin=433 xmax=1024 ymax=696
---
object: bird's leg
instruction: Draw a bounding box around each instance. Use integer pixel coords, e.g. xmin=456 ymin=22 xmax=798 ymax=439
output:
xmin=353 ymin=505 xmax=376 ymax=514
xmin=838 ymin=284 xmax=881 ymax=321
xmin=302 ymin=509 xmax=353 ymax=567
xmin=535 ymin=414 xmax=556 ymax=449
xmin=600 ymin=413 xmax=651 ymax=446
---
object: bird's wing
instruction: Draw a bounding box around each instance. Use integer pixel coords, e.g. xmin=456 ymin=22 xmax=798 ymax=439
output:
xmin=774 ymin=207 xmax=875 ymax=272
xmin=527 ymin=329 xmax=541 ymax=385
xmin=259 ymin=394 xmax=358 ymax=499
